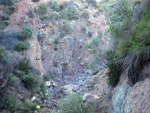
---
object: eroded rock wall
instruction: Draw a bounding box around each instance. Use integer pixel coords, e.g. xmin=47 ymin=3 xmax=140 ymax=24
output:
xmin=84 ymin=68 xmax=150 ymax=113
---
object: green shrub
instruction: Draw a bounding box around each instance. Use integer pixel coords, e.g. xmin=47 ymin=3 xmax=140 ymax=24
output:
xmin=51 ymin=1 xmax=57 ymax=9
xmin=8 ymin=75 xmax=20 ymax=87
xmin=0 ymin=94 xmax=19 ymax=112
xmin=67 ymin=6 xmax=78 ymax=20
xmin=40 ymin=15 xmax=48 ymax=21
xmin=108 ymin=0 xmax=133 ymax=38
xmin=106 ymin=1 xmax=150 ymax=87
xmin=85 ymin=30 xmax=102 ymax=69
xmin=32 ymin=0 xmax=40 ymax=2
xmin=38 ymin=3 xmax=48 ymax=15
xmin=18 ymin=101 xmax=38 ymax=112
xmin=27 ymin=8 xmax=34 ymax=18
xmin=89 ymin=56 xmax=101 ymax=68
xmin=106 ymin=49 xmax=122 ymax=87
xmin=59 ymin=21 xmax=72 ymax=37
xmin=0 ymin=47 xmax=8 ymax=64
xmin=114 ymin=10 xmax=150 ymax=58
xmin=6 ymin=5 xmax=16 ymax=14
xmin=14 ymin=40 xmax=30 ymax=51
xmin=21 ymin=26 xmax=33 ymax=38
xmin=51 ymin=12 xmax=60 ymax=20
xmin=21 ymin=72 xmax=42 ymax=92
xmin=107 ymin=62 xmax=122 ymax=87
xmin=58 ymin=94 xmax=94 ymax=113
xmin=38 ymin=34 xmax=45 ymax=40
xmin=43 ymin=73 xmax=55 ymax=80
xmin=15 ymin=59 xmax=33 ymax=74
xmin=51 ymin=1 xmax=60 ymax=12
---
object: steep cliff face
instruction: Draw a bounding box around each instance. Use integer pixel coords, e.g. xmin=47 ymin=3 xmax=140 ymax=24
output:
xmin=112 ymin=66 xmax=150 ymax=113
xmin=83 ymin=68 xmax=150 ymax=113
xmin=4 ymin=0 xmax=45 ymax=74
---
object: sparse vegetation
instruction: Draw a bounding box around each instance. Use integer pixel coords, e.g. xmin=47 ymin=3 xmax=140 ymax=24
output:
xmin=59 ymin=21 xmax=72 ymax=37
xmin=44 ymin=73 xmax=55 ymax=80
xmin=57 ymin=94 xmax=94 ymax=113
xmin=106 ymin=0 xmax=150 ymax=86
xmin=40 ymin=15 xmax=48 ymax=21
xmin=51 ymin=1 xmax=60 ymax=12
xmin=0 ymin=47 xmax=8 ymax=64
xmin=21 ymin=26 xmax=33 ymax=38
xmin=85 ymin=30 xmax=103 ymax=69
xmin=32 ymin=0 xmax=40 ymax=2
xmin=0 ymin=94 xmax=19 ymax=112
xmin=14 ymin=40 xmax=30 ymax=51
xmin=38 ymin=3 xmax=48 ymax=15
xmin=6 ymin=5 xmax=16 ymax=15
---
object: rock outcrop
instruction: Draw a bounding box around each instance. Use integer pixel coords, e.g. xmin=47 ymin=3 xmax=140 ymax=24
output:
xmin=83 ymin=68 xmax=150 ymax=113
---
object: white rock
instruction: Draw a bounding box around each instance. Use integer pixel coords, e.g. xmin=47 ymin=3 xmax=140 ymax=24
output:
xmin=45 ymin=81 xmax=51 ymax=87
xmin=36 ymin=105 xmax=40 ymax=109
xmin=31 ymin=96 xmax=36 ymax=101
xmin=64 ymin=85 xmax=77 ymax=94
xmin=83 ymin=93 xmax=100 ymax=101
xmin=45 ymin=81 xmax=56 ymax=87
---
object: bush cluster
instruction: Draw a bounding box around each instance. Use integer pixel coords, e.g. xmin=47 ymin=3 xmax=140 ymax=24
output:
xmin=14 ymin=40 xmax=30 ymax=51
xmin=106 ymin=0 xmax=150 ymax=87
xmin=85 ymin=30 xmax=103 ymax=69
xmin=56 ymin=94 xmax=94 ymax=113
xmin=51 ymin=1 xmax=60 ymax=12
xmin=43 ymin=73 xmax=55 ymax=80
xmin=0 ymin=48 xmax=44 ymax=112
xmin=59 ymin=21 xmax=72 ymax=37
xmin=38 ymin=3 xmax=48 ymax=15
xmin=21 ymin=26 xmax=33 ymax=38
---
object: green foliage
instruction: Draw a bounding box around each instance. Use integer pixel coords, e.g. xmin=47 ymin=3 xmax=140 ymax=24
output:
xmin=0 ymin=94 xmax=19 ymax=112
xmin=106 ymin=1 xmax=150 ymax=87
xmin=67 ymin=6 xmax=78 ymax=20
xmin=0 ymin=47 xmax=8 ymax=64
xmin=85 ymin=30 xmax=103 ymax=69
xmin=59 ymin=21 xmax=72 ymax=37
xmin=14 ymin=40 xmax=30 ymax=51
xmin=15 ymin=59 xmax=33 ymax=74
xmin=40 ymin=15 xmax=48 ymax=21
xmin=15 ymin=59 xmax=46 ymax=94
xmin=114 ymin=10 xmax=150 ymax=58
xmin=85 ymin=36 xmax=100 ymax=48
xmin=107 ymin=62 xmax=121 ymax=87
xmin=21 ymin=26 xmax=33 ymax=38
xmin=18 ymin=101 xmax=38 ymax=112
xmin=89 ymin=56 xmax=101 ymax=68
xmin=8 ymin=75 xmax=20 ymax=87
xmin=38 ymin=3 xmax=48 ymax=15
xmin=20 ymin=72 xmax=42 ymax=92
xmin=6 ymin=5 xmax=16 ymax=15
xmin=51 ymin=1 xmax=60 ymax=12
xmin=106 ymin=50 xmax=122 ymax=87
xmin=108 ymin=0 xmax=133 ymax=38
xmin=32 ymin=0 xmax=40 ymax=2
xmin=43 ymin=73 xmax=55 ymax=80
xmin=58 ymin=94 xmax=94 ymax=113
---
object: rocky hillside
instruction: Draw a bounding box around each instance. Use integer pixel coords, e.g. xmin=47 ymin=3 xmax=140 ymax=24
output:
xmin=0 ymin=0 xmax=150 ymax=113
